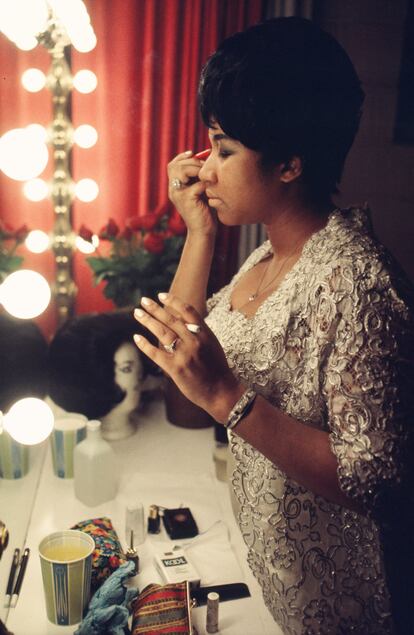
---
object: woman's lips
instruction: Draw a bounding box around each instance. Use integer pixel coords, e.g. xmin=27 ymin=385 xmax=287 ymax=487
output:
xmin=206 ymin=191 xmax=221 ymax=203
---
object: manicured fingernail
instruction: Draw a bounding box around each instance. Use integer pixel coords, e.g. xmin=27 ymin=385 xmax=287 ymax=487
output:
xmin=141 ymin=297 xmax=152 ymax=306
xmin=133 ymin=334 xmax=142 ymax=345
xmin=158 ymin=292 xmax=168 ymax=302
xmin=184 ymin=150 xmax=192 ymax=155
xmin=134 ymin=308 xmax=145 ymax=318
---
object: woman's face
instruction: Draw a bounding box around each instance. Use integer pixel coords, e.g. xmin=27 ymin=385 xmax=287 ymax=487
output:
xmin=198 ymin=122 xmax=283 ymax=226
xmin=113 ymin=341 xmax=144 ymax=413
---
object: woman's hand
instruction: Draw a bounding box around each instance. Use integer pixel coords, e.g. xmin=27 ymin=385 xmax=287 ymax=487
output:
xmin=133 ymin=293 xmax=242 ymax=422
xmin=167 ymin=151 xmax=216 ymax=237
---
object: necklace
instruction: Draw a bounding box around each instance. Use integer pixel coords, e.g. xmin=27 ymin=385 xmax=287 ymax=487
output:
xmin=247 ymin=238 xmax=304 ymax=303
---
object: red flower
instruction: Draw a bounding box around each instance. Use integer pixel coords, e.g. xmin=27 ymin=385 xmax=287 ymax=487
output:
xmin=128 ymin=214 xmax=158 ymax=231
xmin=99 ymin=218 xmax=119 ymax=239
xmin=120 ymin=226 xmax=134 ymax=240
xmin=167 ymin=213 xmax=186 ymax=236
xmin=13 ymin=224 xmax=29 ymax=241
xmin=78 ymin=224 xmax=94 ymax=242
xmin=0 ymin=219 xmax=15 ymax=237
xmin=143 ymin=232 xmax=165 ymax=254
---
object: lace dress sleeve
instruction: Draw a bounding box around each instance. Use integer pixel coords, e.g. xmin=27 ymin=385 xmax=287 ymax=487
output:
xmin=322 ymin=260 xmax=414 ymax=522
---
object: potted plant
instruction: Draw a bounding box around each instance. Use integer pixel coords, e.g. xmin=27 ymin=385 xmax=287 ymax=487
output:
xmin=78 ymin=207 xmax=186 ymax=308
xmin=0 ymin=220 xmax=29 ymax=283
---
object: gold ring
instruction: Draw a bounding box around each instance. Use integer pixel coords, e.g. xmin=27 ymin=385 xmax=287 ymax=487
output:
xmin=171 ymin=178 xmax=183 ymax=190
xmin=163 ymin=337 xmax=179 ymax=353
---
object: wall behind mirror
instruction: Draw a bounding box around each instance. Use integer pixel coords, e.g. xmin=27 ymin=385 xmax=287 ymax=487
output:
xmin=315 ymin=0 xmax=414 ymax=282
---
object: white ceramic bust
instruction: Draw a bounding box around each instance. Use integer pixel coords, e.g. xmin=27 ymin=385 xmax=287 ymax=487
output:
xmin=101 ymin=341 xmax=144 ymax=441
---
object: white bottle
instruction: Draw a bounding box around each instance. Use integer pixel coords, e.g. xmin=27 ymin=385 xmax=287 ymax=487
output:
xmin=74 ymin=420 xmax=117 ymax=506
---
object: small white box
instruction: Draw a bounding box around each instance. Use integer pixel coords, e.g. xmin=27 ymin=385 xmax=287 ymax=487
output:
xmin=154 ymin=548 xmax=200 ymax=586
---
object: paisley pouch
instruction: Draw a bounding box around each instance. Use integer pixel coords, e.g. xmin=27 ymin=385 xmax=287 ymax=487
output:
xmin=71 ymin=516 xmax=126 ymax=592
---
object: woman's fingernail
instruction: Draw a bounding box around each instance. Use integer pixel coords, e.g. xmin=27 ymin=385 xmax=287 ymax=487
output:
xmin=141 ymin=297 xmax=152 ymax=306
xmin=158 ymin=292 xmax=168 ymax=302
xmin=134 ymin=308 xmax=145 ymax=318
xmin=184 ymin=150 xmax=193 ymax=155
xmin=133 ymin=334 xmax=142 ymax=345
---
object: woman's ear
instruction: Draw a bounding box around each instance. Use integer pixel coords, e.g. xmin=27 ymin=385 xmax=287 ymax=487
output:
xmin=279 ymin=156 xmax=303 ymax=183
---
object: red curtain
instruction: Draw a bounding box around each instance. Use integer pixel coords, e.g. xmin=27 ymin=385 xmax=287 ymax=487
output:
xmin=0 ymin=0 xmax=264 ymax=336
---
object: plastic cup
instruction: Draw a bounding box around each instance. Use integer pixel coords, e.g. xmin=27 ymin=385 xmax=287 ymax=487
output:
xmin=39 ymin=529 xmax=94 ymax=625
xmin=0 ymin=429 xmax=29 ymax=479
xmin=50 ymin=415 xmax=87 ymax=478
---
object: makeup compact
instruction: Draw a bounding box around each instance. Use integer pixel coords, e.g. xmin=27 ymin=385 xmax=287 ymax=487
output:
xmin=162 ymin=507 xmax=199 ymax=540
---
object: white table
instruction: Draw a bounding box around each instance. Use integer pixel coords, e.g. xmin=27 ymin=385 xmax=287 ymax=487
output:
xmin=2 ymin=398 xmax=280 ymax=635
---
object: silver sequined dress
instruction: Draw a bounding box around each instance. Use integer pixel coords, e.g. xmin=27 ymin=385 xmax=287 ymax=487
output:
xmin=205 ymin=207 xmax=414 ymax=635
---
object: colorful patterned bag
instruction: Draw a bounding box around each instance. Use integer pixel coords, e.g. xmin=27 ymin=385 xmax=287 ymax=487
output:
xmin=131 ymin=581 xmax=197 ymax=635
xmin=71 ymin=517 xmax=126 ymax=593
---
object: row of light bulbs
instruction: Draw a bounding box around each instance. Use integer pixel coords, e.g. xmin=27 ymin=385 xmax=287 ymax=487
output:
xmin=0 ymin=0 xmax=96 ymax=53
xmin=0 ymin=0 xmax=99 ymax=446
xmin=0 ymin=122 xmax=98 ymax=197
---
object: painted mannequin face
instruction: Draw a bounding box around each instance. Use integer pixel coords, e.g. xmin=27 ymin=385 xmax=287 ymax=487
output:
xmin=113 ymin=341 xmax=144 ymax=414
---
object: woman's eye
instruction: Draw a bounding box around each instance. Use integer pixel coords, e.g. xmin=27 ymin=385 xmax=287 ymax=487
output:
xmin=119 ymin=363 xmax=133 ymax=373
xmin=218 ymin=149 xmax=232 ymax=158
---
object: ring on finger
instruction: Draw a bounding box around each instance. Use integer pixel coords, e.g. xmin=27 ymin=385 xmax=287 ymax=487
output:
xmin=171 ymin=177 xmax=183 ymax=190
xmin=185 ymin=323 xmax=201 ymax=334
xmin=163 ymin=337 xmax=180 ymax=353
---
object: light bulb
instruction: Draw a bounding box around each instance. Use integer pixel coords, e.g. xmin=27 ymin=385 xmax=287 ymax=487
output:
xmin=25 ymin=230 xmax=50 ymax=253
xmin=75 ymin=178 xmax=99 ymax=202
xmin=74 ymin=124 xmax=98 ymax=149
xmin=0 ymin=0 xmax=48 ymax=48
xmin=4 ymin=398 xmax=54 ymax=445
xmin=48 ymin=0 xmax=95 ymax=52
xmin=0 ymin=270 xmax=51 ymax=319
xmin=26 ymin=124 xmax=48 ymax=143
xmin=23 ymin=178 xmax=49 ymax=201
xmin=73 ymin=69 xmax=97 ymax=94
xmin=14 ymin=36 xmax=38 ymax=51
xmin=0 ymin=127 xmax=49 ymax=181
xmin=76 ymin=234 xmax=99 ymax=254
xmin=21 ymin=68 xmax=46 ymax=92
xmin=71 ymin=31 xmax=97 ymax=53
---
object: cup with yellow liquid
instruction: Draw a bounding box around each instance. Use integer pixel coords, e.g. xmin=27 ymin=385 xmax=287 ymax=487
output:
xmin=39 ymin=529 xmax=95 ymax=625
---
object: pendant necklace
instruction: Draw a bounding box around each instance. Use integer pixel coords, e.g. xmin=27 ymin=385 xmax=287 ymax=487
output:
xmin=247 ymin=238 xmax=304 ymax=303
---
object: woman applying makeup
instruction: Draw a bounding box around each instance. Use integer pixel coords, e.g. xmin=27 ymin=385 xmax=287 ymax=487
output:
xmin=134 ymin=18 xmax=414 ymax=635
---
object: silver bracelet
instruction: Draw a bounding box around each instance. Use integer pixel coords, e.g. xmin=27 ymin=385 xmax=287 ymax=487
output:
xmin=225 ymin=388 xmax=257 ymax=430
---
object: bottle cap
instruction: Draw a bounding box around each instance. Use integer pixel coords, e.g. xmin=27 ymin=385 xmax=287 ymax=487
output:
xmin=148 ymin=505 xmax=159 ymax=519
xmin=87 ymin=420 xmax=101 ymax=432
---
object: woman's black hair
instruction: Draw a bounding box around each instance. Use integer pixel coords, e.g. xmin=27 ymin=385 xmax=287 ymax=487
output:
xmin=199 ymin=17 xmax=365 ymax=198
xmin=48 ymin=311 xmax=154 ymax=419
xmin=0 ymin=314 xmax=48 ymax=412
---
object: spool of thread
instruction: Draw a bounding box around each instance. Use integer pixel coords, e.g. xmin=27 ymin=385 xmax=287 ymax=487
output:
xmin=125 ymin=530 xmax=139 ymax=574
xmin=206 ymin=591 xmax=219 ymax=633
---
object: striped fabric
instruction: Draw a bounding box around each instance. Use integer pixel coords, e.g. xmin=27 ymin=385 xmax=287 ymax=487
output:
xmin=131 ymin=582 xmax=192 ymax=635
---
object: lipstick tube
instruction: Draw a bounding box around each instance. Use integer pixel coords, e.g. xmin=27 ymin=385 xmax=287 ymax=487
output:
xmin=195 ymin=149 xmax=210 ymax=160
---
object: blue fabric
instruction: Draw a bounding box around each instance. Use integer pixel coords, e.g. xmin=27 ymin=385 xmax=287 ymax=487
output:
xmin=74 ymin=561 xmax=138 ymax=635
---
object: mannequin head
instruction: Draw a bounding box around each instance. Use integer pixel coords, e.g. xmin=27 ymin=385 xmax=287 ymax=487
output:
xmin=100 ymin=340 xmax=145 ymax=439
xmin=48 ymin=311 xmax=155 ymax=438
xmin=0 ymin=313 xmax=48 ymax=413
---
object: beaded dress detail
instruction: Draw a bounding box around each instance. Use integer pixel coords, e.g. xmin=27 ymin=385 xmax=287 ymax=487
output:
xmin=205 ymin=207 xmax=414 ymax=635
